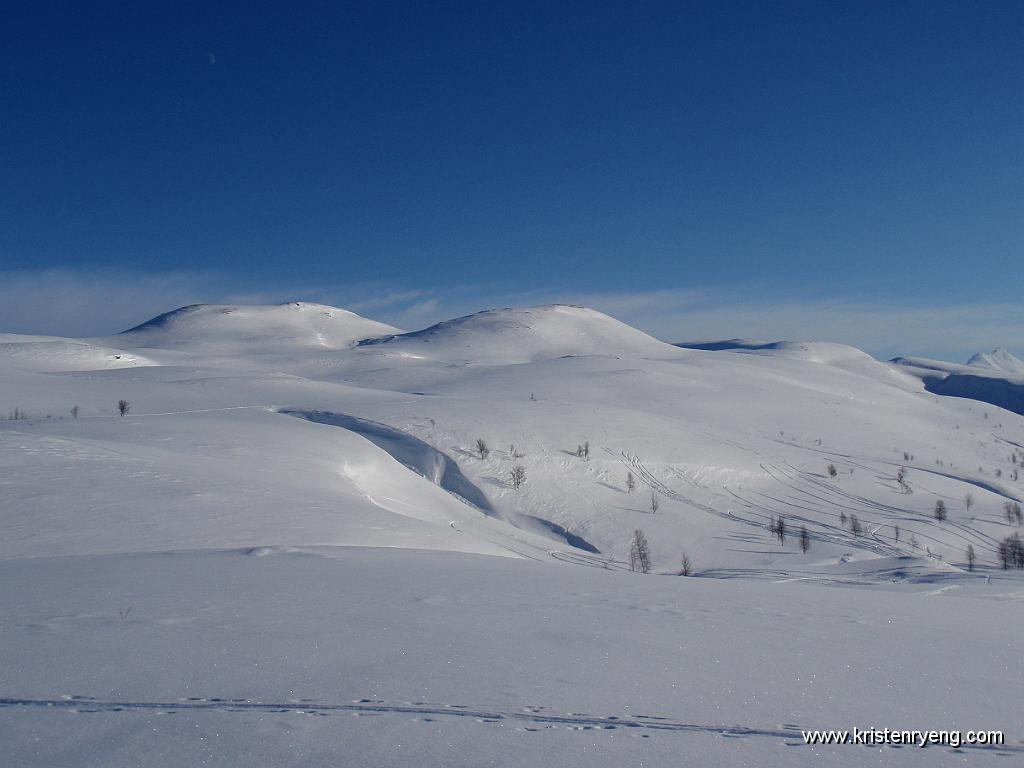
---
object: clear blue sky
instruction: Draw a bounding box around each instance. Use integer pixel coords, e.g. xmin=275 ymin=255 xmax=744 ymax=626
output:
xmin=1 ymin=1 xmax=1022 ymax=358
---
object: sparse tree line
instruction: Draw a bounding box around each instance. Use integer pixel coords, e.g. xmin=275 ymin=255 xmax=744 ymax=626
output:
xmin=767 ymin=514 xmax=813 ymax=553
xmin=831 ymin=445 xmax=1024 ymax=485
xmin=837 ymin=510 xmax=863 ymax=537
xmin=465 ymin=434 xmax=1024 ymax=574
xmin=472 ymin=438 xmax=526 ymax=490
xmin=3 ymin=401 xmax=130 ymax=421
xmin=472 ymin=437 xmax=663 ymax=504
xmin=627 ymin=528 xmax=693 ymax=576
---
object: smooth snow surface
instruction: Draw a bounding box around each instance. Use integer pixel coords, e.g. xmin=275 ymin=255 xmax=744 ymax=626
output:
xmin=357 ymin=304 xmax=682 ymax=363
xmin=3 ymin=301 xmax=1023 ymax=766
xmin=118 ymin=302 xmax=400 ymax=350
xmin=0 ymin=333 xmax=155 ymax=372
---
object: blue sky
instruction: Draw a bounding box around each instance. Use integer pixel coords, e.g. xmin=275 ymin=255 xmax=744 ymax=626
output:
xmin=2 ymin=1 xmax=1022 ymax=359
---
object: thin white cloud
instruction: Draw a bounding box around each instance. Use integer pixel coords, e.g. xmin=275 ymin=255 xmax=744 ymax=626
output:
xmin=0 ymin=268 xmax=1019 ymax=363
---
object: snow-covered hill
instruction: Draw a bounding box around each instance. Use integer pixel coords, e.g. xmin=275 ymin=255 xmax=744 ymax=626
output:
xmin=891 ymin=349 xmax=1024 ymax=416
xmin=0 ymin=333 xmax=155 ymax=372
xmin=5 ymin=300 xmax=1023 ymax=572
xmin=967 ymin=347 xmax=1024 ymax=376
xmin=3 ymin=301 xmax=1023 ymax=767
xmin=118 ymin=301 xmax=400 ymax=350
xmin=98 ymin=302 xmax=401 ymax=373
xmin=358 ymin=304 xmax=681 ymax=364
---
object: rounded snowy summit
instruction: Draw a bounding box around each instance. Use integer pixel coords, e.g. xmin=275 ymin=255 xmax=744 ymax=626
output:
xmin=114 ymin=302 xmax=400 ymax=353
xmin=358 ymin=304 xmax=680 ymax=364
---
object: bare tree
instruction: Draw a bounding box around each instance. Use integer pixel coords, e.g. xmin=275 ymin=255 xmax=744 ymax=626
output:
xmin=768 ymin=515 xmax=786 ymax=545
xmin=997 ymin=538 xmax=1010 ymax=569
xmin=117 ymin=399 xmax=130 ymax=417
xmin=629 ymin=529 xmax=652 ymax=573
xmin=934 ymin=500 xmax=947 ymax=521
xmin=799 ymin=525 xmax=810 ymax=554
xmin=1004 ymin=501 xmax=1022 ymax=526
xmin=894 ymin=524 xmax=900 ymax=542
xmin=964 ymin=492 xmax=974 ymax=513
xmin=510 ymin=464 xmax=526 ymax=490
xmin=849 ymin=514 xmax=863 ymax=537
xmin=650 ymin=491 xmax=659 ymax=514
xmin=70 ymin=405 xmax=79 ymax=419
xmin=997 ymin=533 xmax=1024 ymax=569
xmin=679 ymin=553 xmax=692 ymax=576
xmin=475 ymin=438 xmax=490 ymax=460
xmin=966 ymin=544 xmax=975 ymax=572
xmin=839 ymin=510 xmax=847 ymax=527
xmin=582 ymin=440 xmax=589 ymax=460
xmin=827 ymin=463 xmax=838 ymax=479
xmin=896 ymin=467 xmax=911 ymax=494
xmin=626 ymin=472 xmax=636 ymax=493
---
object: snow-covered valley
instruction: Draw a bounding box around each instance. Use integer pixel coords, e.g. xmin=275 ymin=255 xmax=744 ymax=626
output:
xmin=2 ymin=301 xmax=1022 ymax=766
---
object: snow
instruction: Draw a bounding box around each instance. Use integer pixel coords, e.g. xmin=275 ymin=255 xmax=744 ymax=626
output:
xmin=357 ymin=304 xmax=681 ymax=364
xmin=0 ymin=333 xmax=155 ymax=372
xmin=2 ymin=301 xmax=1023 ymax=766
xmin=100 ymin=302 xmax=401 ymax=374
xmin=892 ymin=352 xmax=1024 ymax=416
xmin=116 ymin=302 xmax=400 ymax=352
xmin=967 ymin=348 xmax=1024 ymax=376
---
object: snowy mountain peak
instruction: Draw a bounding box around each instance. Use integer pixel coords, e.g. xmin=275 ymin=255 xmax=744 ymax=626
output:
xmin=358 ymin=304 xmax=680 ymax=364
xmin=115 ymin=302 xmax=400 ymax=351
xmin=966 ymin=347 xmax=1024 ymax=375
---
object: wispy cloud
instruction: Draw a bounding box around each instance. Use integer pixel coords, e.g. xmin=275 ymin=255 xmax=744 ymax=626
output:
xmin=0 ymin=269 xmax=220 ymax=337
xmin=0 ymin=268 xmax=1019 ymax=363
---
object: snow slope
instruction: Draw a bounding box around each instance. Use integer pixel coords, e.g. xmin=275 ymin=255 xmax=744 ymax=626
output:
xmin=0 ymin=333 xmax=154 ymax=373
xmin=100 ymin=302 xmax=401 ymax=373
xmin=679 ymin=338 xmax=908 ymax=380
xmin=117 ymin=301 xmax=399 ymax=351
xmin=891 ymin=351 xmax=1024 ymax=416
xmin=967 ymin=348 xmax=1024 ymax=376
xmin=357 ymin=304 xmax=682 ymax=364
xmin=3 ymin=548 xmax=1022 ymax=768
xmin=3 ymin=301 xmax=1023 ymax=766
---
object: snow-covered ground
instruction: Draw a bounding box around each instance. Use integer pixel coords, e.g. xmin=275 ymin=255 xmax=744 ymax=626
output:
xmin=2 ymin=301 xmax=1022 ymax=766
xmin=892 ymin=348 xmax=1024 ymax=416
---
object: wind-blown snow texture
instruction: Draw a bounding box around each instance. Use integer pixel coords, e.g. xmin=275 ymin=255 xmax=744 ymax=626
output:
xmin=2 ymin=301 xmax=1022 ymax=767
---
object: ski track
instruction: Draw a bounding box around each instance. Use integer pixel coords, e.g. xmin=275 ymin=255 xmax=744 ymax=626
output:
xmin=605 ymin=443 xmax=1010 ymax=573
xmin=2 ymin=696 xmax=1021 ymax=754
